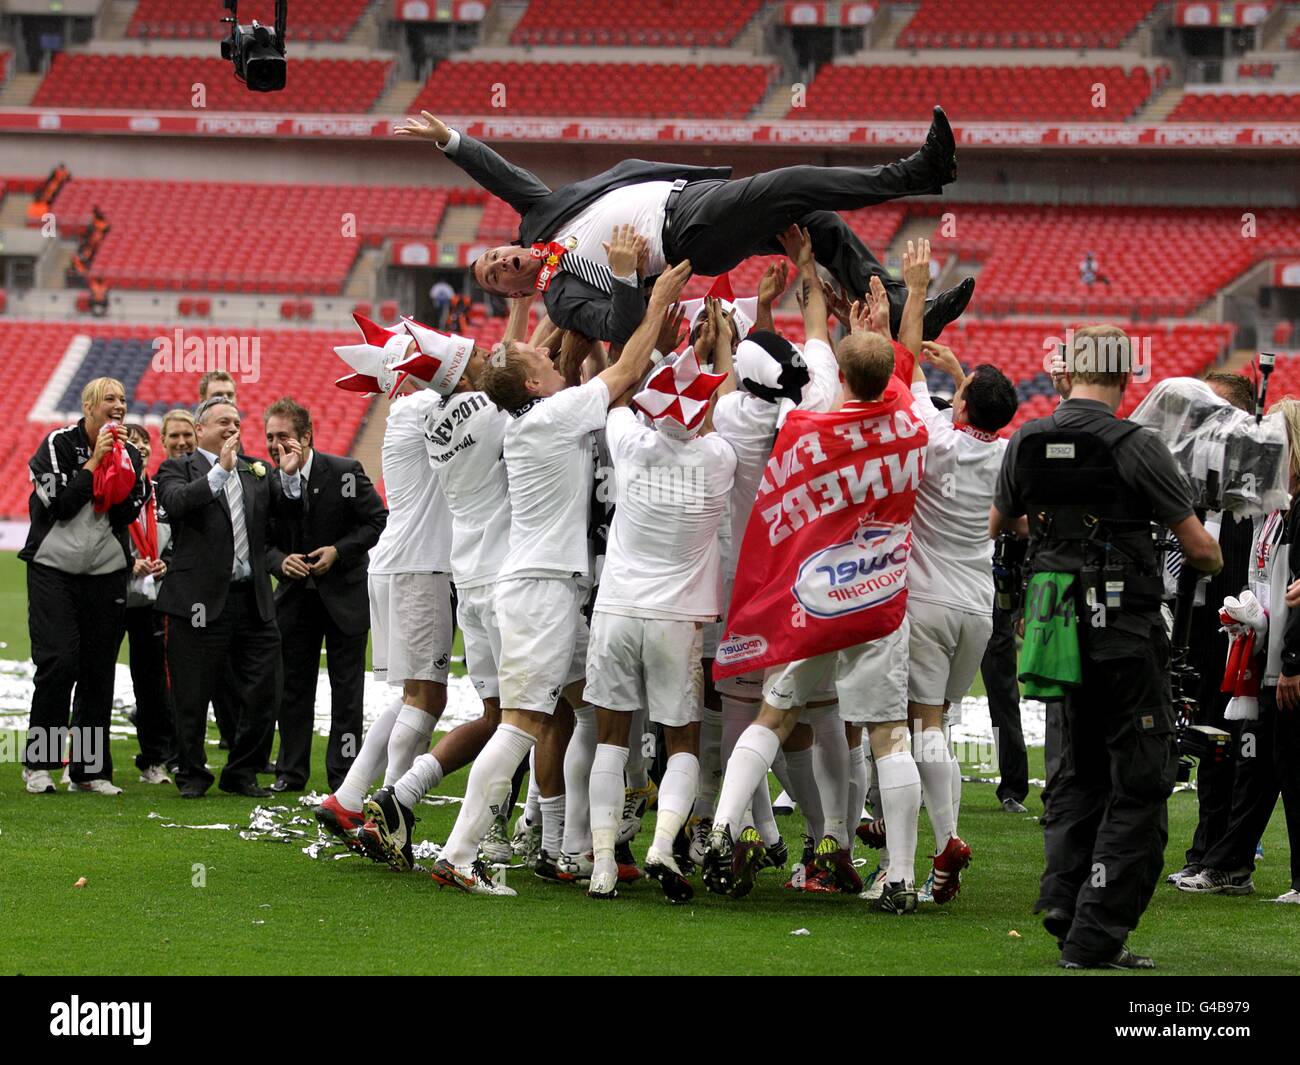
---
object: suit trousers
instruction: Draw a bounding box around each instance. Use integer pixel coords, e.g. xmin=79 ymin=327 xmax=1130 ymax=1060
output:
xmin=1200 ymin=691 xmax=1280 ymax=874
xmin=274 ymin=587 xmax=367 ymax=791
xmin=165 ymin=583 xmax=281 ymax=794
xmin=664 ymin=153 xmax=939 ymax=310
xmin=24 ymin=563 xmax=126 ymax=782
xmin=1036 ymin=625 xmax=1177 ymax=964
xmin=979 ymin=603 xmax=1029 ymax=804
xmin=124 ymin=605 xmax=175 ymax=770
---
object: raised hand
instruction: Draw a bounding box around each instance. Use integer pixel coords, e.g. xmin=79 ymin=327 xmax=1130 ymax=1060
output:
xmin=758 ymin=260 xmax=790 ymax=306
xmin=903 ymin=238 xmax=932 ymax=293
xmin=219 ymin=431 xmax=240 ymax=472
xmin=650 ymin=259 xmax=693 ymax=307
xmin=849 ymin=299 xmax=871 ymax=336
xmin=868 ymin=275 xmax=891 ymax=336
xmin=393 ymin=110 xmax=452 ymax=147
xmin=277 ymin=437 xmax=303 ymax=476
xmin=823 ymin=280 xmax=854 ymax=329
xmin=778 ymin=224 xmax=814 ymax=271
xmin=656 ymin=302 xmax=687 ymax=355
xmin=921 ymin=340 xmax=963 ymax=380
xmin=603 ymin=224 xmax=642 ymax=278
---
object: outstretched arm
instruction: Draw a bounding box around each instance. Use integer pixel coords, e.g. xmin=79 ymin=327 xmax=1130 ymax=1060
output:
xmin=898 ymin=238 xmax=929 ymax=359
xmin=778 ymin=225 xmax=829 ymax=346
xmin=598 ymin=261 xmax=694 ymax=404
xmin=754 ymin=260 xmax=789 ymax=335
xmin=395 ymin=111 xmax=551 ymax=216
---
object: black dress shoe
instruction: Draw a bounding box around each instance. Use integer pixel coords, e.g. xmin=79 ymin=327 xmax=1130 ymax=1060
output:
xmin=260 ymin=762 xmax=277 ymax=775
xmin=219 ymin=781 xmax=273 ymax=798
xmin=179 ymin=786 xmax=207 ymax=799
xmin=921 ymin=276 xmax=975 ymax=340
xmin=270 ymin=777 xmax=303 ymax=794
xmin=922 ymin=105 xmax=957 ymax=184
xmin=1041 ymin=906 xmax=1073 ymax=950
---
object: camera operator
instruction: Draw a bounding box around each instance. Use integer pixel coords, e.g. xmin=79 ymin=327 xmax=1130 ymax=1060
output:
xmin=1179 ymin=396 xmax=1300 ymax=903
xmin=990 ymin=325 xmax=1222 ymax=970
xmin=1165 ymin=372 xmax=1257 ymax=886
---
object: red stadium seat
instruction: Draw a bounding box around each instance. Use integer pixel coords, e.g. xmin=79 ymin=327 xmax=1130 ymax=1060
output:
xmin=896 ymin=1 xmax=1159 ymax=50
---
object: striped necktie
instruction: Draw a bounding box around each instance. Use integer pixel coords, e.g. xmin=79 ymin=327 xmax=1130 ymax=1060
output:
xmin=225 ymin=469 xmax=249 ymax=573
xmin=560 ymin=249 xmax=615 ymax=294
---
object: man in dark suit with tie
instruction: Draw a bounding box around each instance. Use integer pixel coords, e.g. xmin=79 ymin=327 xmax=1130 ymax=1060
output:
xmin=396 ymin=108 xmax=972 ymax=345
xmin=156 ymin=396 xmax=304 ymax=798
xmin=263 ymin=397 xmax=388 ymax=794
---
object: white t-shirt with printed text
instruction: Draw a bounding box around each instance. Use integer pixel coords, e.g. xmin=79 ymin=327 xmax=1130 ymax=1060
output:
xmin=369 ymin=389 xmax=451 ymax=575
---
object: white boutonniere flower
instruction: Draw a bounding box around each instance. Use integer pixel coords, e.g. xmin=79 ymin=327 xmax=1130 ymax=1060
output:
xmin=249 ymin=462 xmax=267 ymax=478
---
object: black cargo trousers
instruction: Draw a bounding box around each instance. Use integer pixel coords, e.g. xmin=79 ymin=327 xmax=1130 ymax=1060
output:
xmin=1034 ymin=617 xmax=1178 ymax=965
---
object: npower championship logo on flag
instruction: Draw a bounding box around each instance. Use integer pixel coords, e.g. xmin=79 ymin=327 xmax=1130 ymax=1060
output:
xmin=714 ymin=378 xmax=927 ymax=680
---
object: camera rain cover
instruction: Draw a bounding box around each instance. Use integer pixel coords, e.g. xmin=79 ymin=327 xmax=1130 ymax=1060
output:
xmin=1129 ymin=377 xmax=1290 ymax=518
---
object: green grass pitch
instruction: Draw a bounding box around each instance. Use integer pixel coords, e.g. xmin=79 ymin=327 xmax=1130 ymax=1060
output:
xmin=0 ymin=551 xmax=1295 ymax=976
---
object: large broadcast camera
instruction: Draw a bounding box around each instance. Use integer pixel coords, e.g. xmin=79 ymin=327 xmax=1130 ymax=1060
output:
xmin=221 ymin=0 xmax=288 ymax=93
xmin=1130 ymin=355 xmax=1290 ymax=781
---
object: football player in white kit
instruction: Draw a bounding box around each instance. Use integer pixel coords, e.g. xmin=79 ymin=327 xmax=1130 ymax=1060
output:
xmin=705 ymin=226 xmax=843 ymax=880
xmin=430 ymin=231 xmax=693 ymax=896
xmin=901 ymin=297 xmax=1018 ymax=904
xmin=315 ymin=315 xmax=467 ymax=848
xmin=360 ymin=319 xmax=521 ymax=871
xmin=580 ymin=345 xmax=736 ymax=901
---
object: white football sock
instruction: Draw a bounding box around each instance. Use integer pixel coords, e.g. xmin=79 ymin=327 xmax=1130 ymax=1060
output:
xmin=865 ymin=746 xmax=887 ymax=868
xmin=782 ymin=746 xmax=824 ymax=842
xmin=334 ymin=696 xmax=401 ymax=810
xmin=876 ymin=750 xmax=921 ymax=886
xmin=694 ymin=702 xmax=722 ymax=819
xmin=720 ymin=696 xmax=756 ymax=767
xmin=808 ymin=703 xmax=850 ymax=847
xmin=652 ymin=752 xmax=699 ymax=853
xmin=540 ymin=793 xmax=566 ymax=858
xmin=561 ymin=705 xmax=596 ymax=855
xmin=771 ymin=748 xmax=794 ymax=802
xmin=715 ymin=725 xmax=780 ymax=835
xmin=383 ymin=703 xmax=438 ymax=786
xmin=524 ymin=748 xmax=541 ymax=823
xmin=441 ymin=724 xmax=533 ymax=869
xmin=625 ymin=706 xmax=650 ymax=789
xmin=915 ymin=727 xmax=957 ymax=849
xmin=751 ymin=774 xmax=779 ymax=845
xmin=848 ymin=740 xmax=868 ymax=834
xmin=393 ymin=752 xmax=443 ymax=811
xmin=950 ymin=755 xmax=962 ymax=831
xmin=590 ymin=743 xmax=630 ymax=861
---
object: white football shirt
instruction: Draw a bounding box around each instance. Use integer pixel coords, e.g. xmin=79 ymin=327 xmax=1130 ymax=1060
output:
xmin=369 ymin=389 xmax=451 ymax=575
xmin=498 ymin=376 xmax=610 ymax=580
xmin=908 ymin=381 xmax=1006 ymax=616
xmin=595 ymin=408 xmax=737 ymax=621
xmin=423 ymin=389 xmax=512 ymax=589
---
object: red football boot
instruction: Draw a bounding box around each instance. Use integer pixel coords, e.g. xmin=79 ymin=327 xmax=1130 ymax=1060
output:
xmin=315 ymin=794 xmax=366 ymax=854
xmin=930 ymin=835 xmax=972 ymax=904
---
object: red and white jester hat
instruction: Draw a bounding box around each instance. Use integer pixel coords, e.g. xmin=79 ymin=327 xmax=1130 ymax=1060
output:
xmin=633 ymin=346 xmax=728 ymax=440
xmin=334 ymin=313 xmax=473 ymax=397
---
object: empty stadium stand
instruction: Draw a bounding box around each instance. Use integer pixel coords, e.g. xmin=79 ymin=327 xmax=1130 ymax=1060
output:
xmin=896 ymin=0 xmax=1160 ymax=50
xmin=1169 ymin=91 xmax=1300 ymax=122
xmin=792 ymin=64 xmax=1165 ymax=122
xmin=511 ymin=0 xmax=765 ymax=47
xmin=412 ymin=59 xmax=778 ymax=119
xmin=128 ymin=0 xmax=369 ymax=42
xmin=47 ymin=179 xmax=448 ymax=294
xmin=32 ymin=54 xmax=392 ymax=114
xmin=922 ymin=204 xmax=1300 ymax=318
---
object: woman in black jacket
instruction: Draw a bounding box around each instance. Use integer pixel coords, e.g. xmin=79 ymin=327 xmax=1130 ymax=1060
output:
xmin=20 ymin=377 xmax=146 ymax=795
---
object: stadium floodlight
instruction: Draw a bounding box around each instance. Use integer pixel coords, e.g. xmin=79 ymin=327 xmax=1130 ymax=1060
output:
xmin=220 ymin=0 xmax=288 ymax=93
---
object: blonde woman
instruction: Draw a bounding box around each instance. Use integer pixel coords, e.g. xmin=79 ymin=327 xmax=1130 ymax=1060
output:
xmin=160 ymin=408 xmax=197 ymax=460
xmin=20 ymin=377 xmax=146 ymax=794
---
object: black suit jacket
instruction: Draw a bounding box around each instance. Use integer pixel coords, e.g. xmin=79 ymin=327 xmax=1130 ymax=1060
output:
xmin=446 ymin=133 xmax=731 ymax=343
xmin=266 ymin=450 xmax=387 ymax=636
xmin=155 ymin=451 xmax=300 ymax=625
